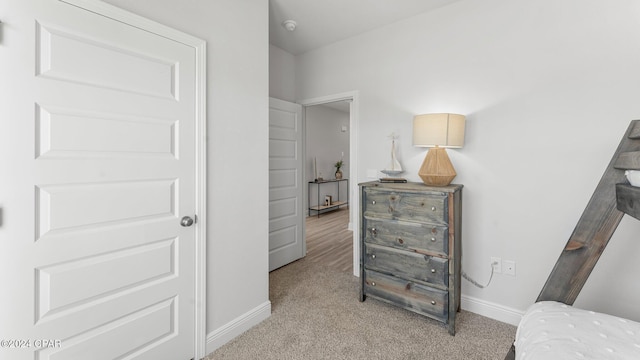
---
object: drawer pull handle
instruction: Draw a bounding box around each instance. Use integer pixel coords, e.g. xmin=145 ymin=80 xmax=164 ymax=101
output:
xmin=370 ymin=228 xmax=377 ymax=235
xmin=397 ymin=238 xmax=404 ymax=244
xmin=371 ymin=254 xmax=376 ymax=259
xmin=431 ymin=300 xmax=436 ymax=305
xmin=371 ymin=282 xmax=376 ymax=286
xmin=431 ymin=206 xmax=436 ymax=211
xmin=431 ymin=237 xmax=436 ymax=242
xmin=431 ymin=268 xmax=436 ymax=273
xmin=431 ymin=227 xmax=437 ymax=234
xmin=372 ymin=200 xmax=376 ymax=205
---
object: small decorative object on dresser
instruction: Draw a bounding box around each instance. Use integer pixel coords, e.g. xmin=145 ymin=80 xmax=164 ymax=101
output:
xmin=359 ymin=181 xmax=463 ymax=335
xmin=380 ymin=132 xmax=404 ymax=177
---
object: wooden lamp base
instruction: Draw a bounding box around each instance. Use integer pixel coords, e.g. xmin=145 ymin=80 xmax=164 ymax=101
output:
xmin=418 ymin=147 xmax=456 ymax=186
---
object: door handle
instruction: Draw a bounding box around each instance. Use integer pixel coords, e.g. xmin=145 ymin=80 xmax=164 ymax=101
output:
xmin=180 ymin=216 xmax=195 ymax=227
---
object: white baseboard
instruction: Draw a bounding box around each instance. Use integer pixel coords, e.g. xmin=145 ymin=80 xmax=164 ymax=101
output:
xmin=205 ymin=301 xmax=271 ymax=354
xmin=461 ymin=295 xmax=524 ymax=326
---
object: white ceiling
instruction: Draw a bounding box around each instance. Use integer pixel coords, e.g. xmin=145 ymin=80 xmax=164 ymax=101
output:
xmin=269 ymin=0 xmax=464 ymax=55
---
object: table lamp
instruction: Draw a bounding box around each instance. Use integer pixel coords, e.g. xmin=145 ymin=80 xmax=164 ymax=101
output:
xmin=413 ymin=113 xmax=465 ymax=186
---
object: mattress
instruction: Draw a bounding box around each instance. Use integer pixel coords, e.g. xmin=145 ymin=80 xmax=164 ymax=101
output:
xmin=515 ymin=301 xmax=640 ymax=359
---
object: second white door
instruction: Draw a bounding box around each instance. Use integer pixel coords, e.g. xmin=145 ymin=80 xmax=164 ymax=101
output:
xmin=269 ymin=98 xmax=305 ymax=271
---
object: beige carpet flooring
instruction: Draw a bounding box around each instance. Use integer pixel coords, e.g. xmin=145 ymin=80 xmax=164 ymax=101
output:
xmin=205 ymin=257 xmax=516 ymax=360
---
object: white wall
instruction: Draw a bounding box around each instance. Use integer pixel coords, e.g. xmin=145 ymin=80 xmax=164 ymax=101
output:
xmin=295 ymin=0 xmax=640 ymax=322
xmin=102 ymin=0 xmax=270 ymax=350
xmin=269 ymin=44 xmax=296 ymax=102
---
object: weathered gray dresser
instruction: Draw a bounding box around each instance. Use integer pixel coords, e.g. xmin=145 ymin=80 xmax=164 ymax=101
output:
xmin=359 ymin=181 xmax=463 ymax=335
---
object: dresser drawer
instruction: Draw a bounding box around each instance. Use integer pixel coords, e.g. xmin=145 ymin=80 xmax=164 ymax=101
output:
xmin=363 ymin=188 xmax=448 ymax=224
xmin=364 ymin=269 xmax=448 ymax=322
xmin=364 ymin=243 xmax=448 ymax=287
xmin=363 ymin=218 xmax=448 ymax=256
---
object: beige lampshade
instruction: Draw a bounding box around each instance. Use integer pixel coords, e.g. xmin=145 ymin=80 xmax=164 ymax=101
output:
xmin=413 ymin=113 xmax=465 ymax=148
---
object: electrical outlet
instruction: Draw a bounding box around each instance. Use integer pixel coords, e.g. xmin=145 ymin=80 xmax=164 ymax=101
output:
xmin=491 ymin=257 xmax=502 ymax=274
xmin=503 ymin=260 xmax=516 ymax=276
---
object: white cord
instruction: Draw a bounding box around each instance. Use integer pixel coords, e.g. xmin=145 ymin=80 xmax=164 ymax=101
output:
xmin=461 ymin=261 xmax=496 ymax=289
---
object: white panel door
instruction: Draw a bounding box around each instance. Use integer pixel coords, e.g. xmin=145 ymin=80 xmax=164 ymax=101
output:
xmin=269 ymin=98 xmax=304 ymax=271
xmin=0 ymin=1 xmax=200 ymax=359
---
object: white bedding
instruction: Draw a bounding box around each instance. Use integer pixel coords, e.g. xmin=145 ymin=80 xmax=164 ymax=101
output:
xmin=515 ymin=301 xmax=640 ymax=359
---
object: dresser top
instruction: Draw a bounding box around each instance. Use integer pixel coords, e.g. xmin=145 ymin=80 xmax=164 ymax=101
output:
xmin=359 ymin=181 xmax=463 ymax=193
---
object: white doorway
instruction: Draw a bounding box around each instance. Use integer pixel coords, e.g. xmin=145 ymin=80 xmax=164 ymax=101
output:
xmin=0 ymin=0 xmax=206 ymax=359
xmin=300 ymin=92 xmax=360 ymax=277
xmin=305 ymin=102 xmax=350 ymax=215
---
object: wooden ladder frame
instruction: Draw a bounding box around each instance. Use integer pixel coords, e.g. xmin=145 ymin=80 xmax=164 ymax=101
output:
xmin=505 ymin=120 xmax=640 ymax=359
